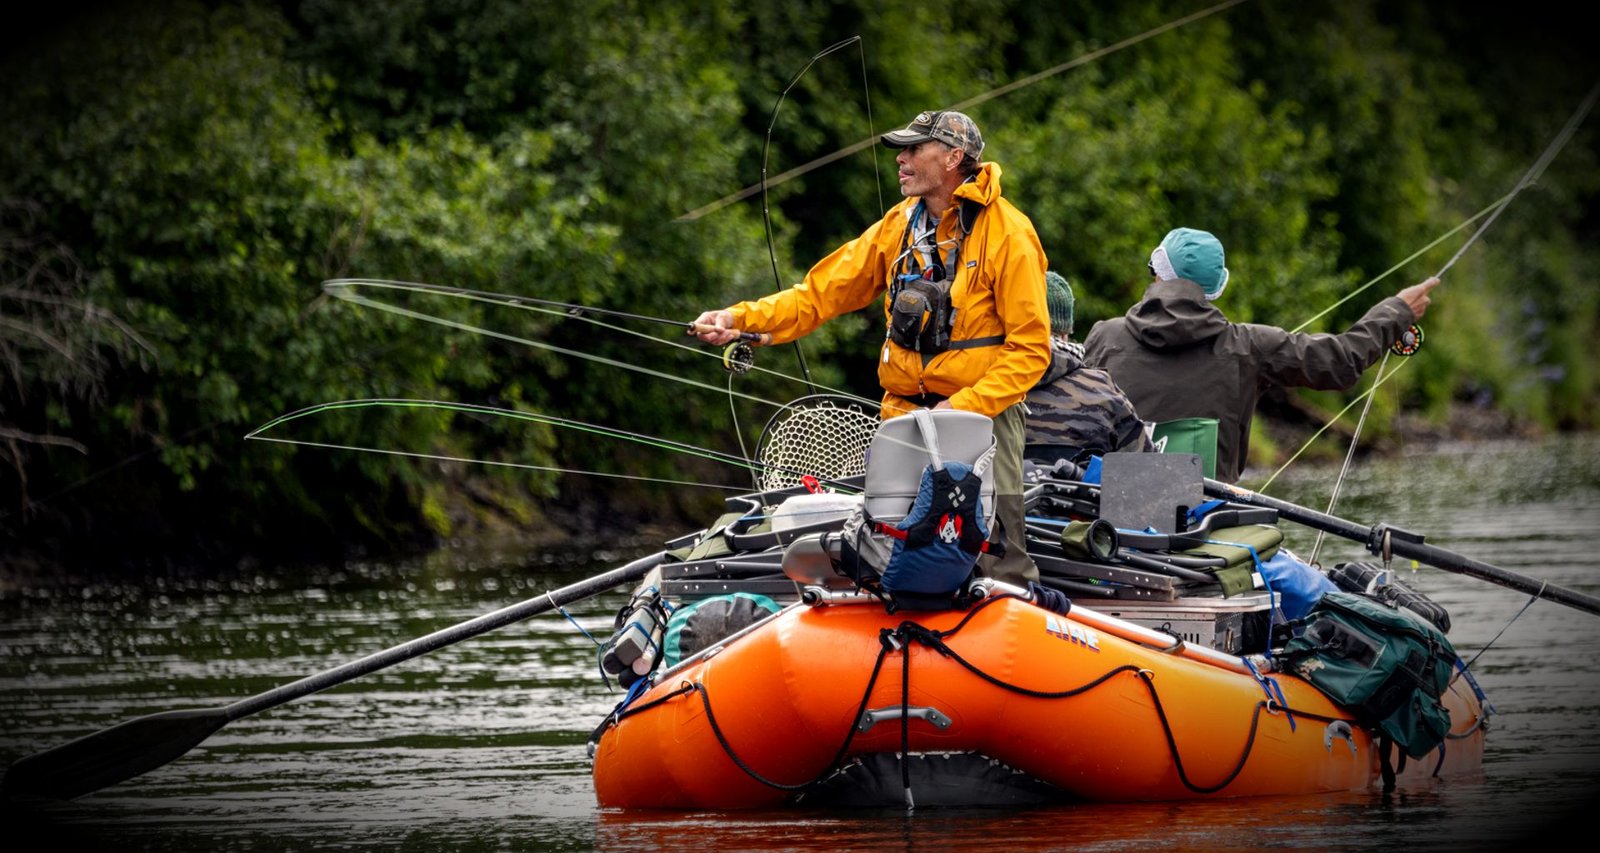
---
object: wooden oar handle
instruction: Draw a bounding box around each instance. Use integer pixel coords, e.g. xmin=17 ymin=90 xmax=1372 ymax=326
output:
xmin=685 ymin=323 xmax=770 ymax=346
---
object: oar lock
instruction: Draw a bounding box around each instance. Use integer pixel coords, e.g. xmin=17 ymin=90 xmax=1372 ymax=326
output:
xmin=1391 ymin=324 xmax=1424 ymax=357
xmin=1365 ymin=522 xmax=1424 ymax=564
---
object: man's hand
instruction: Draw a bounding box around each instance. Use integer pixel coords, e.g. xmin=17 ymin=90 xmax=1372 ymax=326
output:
xmin=1397 ymin=277 xmax=1440 ymax=319
xmin=690 ymin=309 xmax=740 ymax=345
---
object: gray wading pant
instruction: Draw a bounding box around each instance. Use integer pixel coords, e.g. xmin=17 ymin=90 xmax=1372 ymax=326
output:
xmin=980 ymin=402 xmax=1038 ymax=585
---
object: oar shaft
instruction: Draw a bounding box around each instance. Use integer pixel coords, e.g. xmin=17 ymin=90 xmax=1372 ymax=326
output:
xmin=227 ymin=551 xmax=668 ymax=719
xmin=1206 ymin=480 xmax=1600 ymax=617
xmin=3 ymin=550 xmax=671 ymax=802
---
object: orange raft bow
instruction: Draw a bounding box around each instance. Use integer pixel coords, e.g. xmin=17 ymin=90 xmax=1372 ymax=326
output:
xmin=589 ymin=585 xmax=1486 ymax=809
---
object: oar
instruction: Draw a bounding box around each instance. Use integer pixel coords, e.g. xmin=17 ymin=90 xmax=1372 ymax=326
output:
xmin=1205 ymin=479 xmax=1600 ymax=617
xmin=2 ymin=550 xmax=670 ymax=802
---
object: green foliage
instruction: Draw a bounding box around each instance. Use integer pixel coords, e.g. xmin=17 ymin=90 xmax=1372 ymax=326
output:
xmin=1 ymin=0 xmax=1595 ymax=569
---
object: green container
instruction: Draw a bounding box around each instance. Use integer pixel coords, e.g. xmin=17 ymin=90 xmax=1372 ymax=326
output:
xmin=1151 ymin=417 xmax=1219 ymax=479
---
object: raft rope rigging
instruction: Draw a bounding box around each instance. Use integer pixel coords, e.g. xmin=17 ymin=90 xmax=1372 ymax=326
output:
xmin=591 ymin=591 xmax=1419 ymax=805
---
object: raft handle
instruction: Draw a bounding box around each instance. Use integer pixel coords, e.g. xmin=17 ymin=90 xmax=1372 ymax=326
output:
xmin=1324 ymin=720 xmax=1357 ymax=756
xmin=858 ymin=705 xmax=953 ymax=733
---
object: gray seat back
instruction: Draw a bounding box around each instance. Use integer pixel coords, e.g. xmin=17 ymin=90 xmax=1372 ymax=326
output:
xmin=862 ymin=408 xmax=996 ymax=526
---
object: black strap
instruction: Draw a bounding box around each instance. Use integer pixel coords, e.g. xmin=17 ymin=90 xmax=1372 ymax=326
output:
xmin=958 ymin=196 xmax=983 ymax=234
xmin=892 ymin=192 xmax=999 ymax=367
xmin=947 ymin=335 xmax=1004 ymax=350
xmin=901 ymin=392 xmax=947 ymax=408
xmin=1378 ymin=735 xmax=1397 ymax=791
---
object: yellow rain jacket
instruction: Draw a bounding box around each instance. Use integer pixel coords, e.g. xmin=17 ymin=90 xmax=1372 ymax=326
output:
xmin=729 ymin=162 xmax=1050 ymax=419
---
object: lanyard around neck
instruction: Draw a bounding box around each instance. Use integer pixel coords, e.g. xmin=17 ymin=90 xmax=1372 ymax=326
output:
xmin=897 ymin=200 xmax=962 ymax=285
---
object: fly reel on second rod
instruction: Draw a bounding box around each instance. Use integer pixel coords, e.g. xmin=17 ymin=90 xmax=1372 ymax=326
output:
xmin=1391 ymin=324 xmax=1424 ymax=357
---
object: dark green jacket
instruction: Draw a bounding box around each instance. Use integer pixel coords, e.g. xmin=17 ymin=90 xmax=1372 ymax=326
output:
xmin=1081 ymin=278 xmax=1415 ymax=482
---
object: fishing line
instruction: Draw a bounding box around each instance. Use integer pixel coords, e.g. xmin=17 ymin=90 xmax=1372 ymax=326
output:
xmin=728 ymin=374 xmax=759 ymax=493
xmin=1305 ymin=351 xmax=1394 ymax=566
xmin=1261 ymin=198 xmax=1490 ymax=495
xmin=324 ymin=278 xmax=765 ymax=345
xmin=1433 ymin=78 xmax=1600 ymax=279
xmin=1460 ymin=583 xmax=1546 ymax=673
xmin=1276 ymin=79 xmax=1599 ymax=513
xmin=322 ymin=279 xmax=871 ymax=410
xmin=245 ymin=398 xmax=869 ymax=493
xmin=1287 ymin=193 xmax=1511 ymax=335
xmin=759 ymin=36 xmax=880 ymax=299
xmin=1293 ymin=77 xmax=1599 ymax=336
xmin=317 ymin=282 xmax=948 ymax=487
xmin=1254 ymin=358 xmax=1412 ymax=495
xmin=749 ymin=36 xmax=880 ymax=405
xmin=674 ymin=0 xmax=1252 ymax=222
xmin=251 ymin=398 xmax=756 ymax=481
xmin=322 ymin=278 xmax=908 ymax=420
xmin=247 ymin=434 xmax=748 ymax=491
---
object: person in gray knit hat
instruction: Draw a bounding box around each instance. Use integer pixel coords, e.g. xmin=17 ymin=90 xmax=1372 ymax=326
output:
xmin=1024 ymin=272 xmax=1153 ymax=467
xmin=1082 ymin=228 xmax=1439 ymax=482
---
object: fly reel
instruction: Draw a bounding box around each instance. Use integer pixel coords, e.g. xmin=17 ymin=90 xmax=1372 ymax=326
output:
xmin=1391 ymin=324 xmax=1424 ymax=357
xmin=722 ymin=341 xmax=756 ymax=374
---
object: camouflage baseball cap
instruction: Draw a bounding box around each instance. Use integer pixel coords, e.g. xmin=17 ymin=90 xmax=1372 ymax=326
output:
xmin=880 ymin=110 xmax=985 ymax=160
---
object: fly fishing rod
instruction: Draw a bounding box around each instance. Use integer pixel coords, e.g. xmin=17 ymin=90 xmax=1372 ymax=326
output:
xmin=322 ymin=278 xmax=771 ymax=373
xmin=1205 ymin=478 xmax=1600 ymax=618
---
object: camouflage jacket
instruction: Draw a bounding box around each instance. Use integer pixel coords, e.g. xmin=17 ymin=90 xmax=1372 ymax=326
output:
xmin=1023 ymin=339 xmax=1153 ymax=462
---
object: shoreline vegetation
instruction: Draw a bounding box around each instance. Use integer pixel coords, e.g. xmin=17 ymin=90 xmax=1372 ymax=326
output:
xmin=3 ymin=2 xmax=1596 ymax=579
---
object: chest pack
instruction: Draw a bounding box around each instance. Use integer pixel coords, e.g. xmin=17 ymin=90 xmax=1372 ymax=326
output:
xmin=1276 ymin=591 xmax=1459 ymax=759
xmin=886 ymin=197 xmax=1001 ymax=358
xmin=838 ymin=408 xmax=999 ymax=610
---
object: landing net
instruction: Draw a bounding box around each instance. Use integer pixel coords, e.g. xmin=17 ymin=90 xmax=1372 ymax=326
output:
xmin=755 ymin=395 xmax=879 ymax=491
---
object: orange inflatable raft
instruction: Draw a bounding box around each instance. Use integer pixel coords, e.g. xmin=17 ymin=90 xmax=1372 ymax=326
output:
xmin=590 ymin=583 xmax=1487 ymax=809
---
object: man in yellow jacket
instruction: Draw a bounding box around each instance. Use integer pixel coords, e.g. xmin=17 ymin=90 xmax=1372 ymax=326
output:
xmin=693 ymin=110 xmax=1051 ymax=583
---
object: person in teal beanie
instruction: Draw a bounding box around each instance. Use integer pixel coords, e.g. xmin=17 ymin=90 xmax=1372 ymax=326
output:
xmin=1081 ymin=228 xmax=1438 ymax=482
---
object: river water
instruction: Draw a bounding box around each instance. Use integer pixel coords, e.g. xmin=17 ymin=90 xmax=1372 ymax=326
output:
xmin=2 ymin=434 xmax=1598 ymax=851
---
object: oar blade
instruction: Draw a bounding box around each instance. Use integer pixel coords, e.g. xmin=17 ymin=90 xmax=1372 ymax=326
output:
xmin=2 ymin=707 xmax=230 ymax=802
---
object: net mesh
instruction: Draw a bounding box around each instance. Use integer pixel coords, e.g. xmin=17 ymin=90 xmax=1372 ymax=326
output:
xmin=756 ymin=396 xmax=879 ymax=491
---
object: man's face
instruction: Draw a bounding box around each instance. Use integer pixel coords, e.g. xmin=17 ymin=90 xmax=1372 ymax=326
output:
xmin=895 ymin=141 xmax=959 ymax=199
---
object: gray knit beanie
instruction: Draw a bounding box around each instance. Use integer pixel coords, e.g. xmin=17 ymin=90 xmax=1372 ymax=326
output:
xmin=1044 ymin=271 xmax=1074 ymax=338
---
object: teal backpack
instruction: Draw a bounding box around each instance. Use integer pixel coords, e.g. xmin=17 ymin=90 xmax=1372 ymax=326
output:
xmin=1278 ymin=591 xmax=1459 ymax=760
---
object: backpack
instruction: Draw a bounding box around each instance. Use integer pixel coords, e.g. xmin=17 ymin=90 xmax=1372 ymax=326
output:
xmin=838 ymin=408 xmax=998 ymax=610
xmin=1277 ymin=591 xmax=1458 ymax=759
